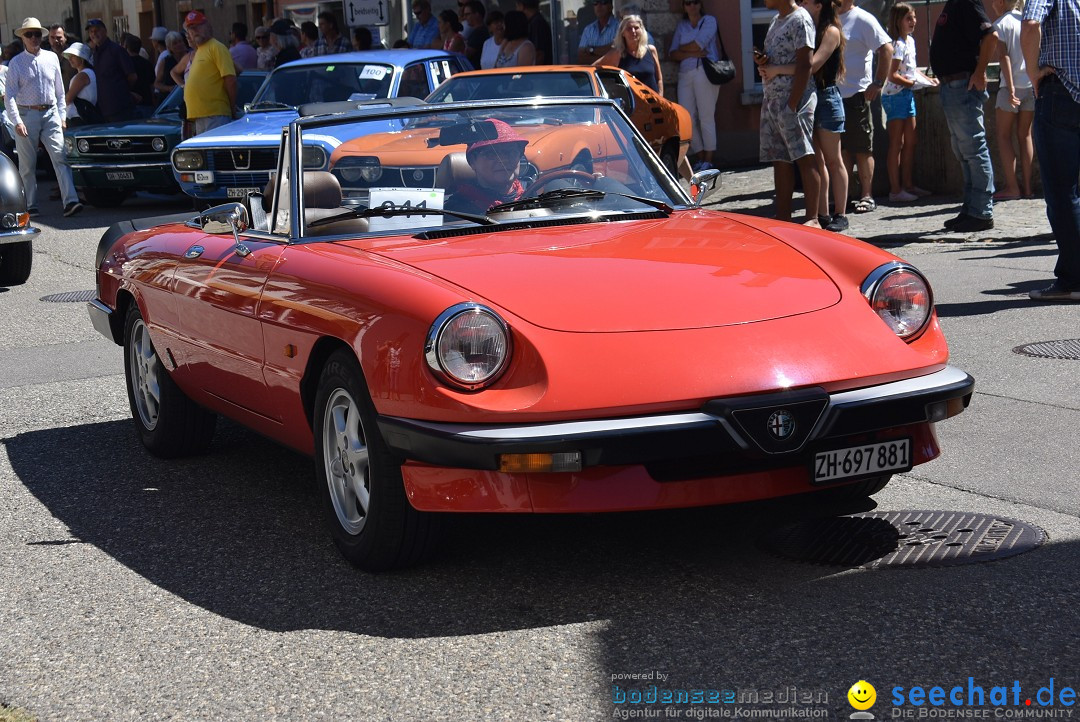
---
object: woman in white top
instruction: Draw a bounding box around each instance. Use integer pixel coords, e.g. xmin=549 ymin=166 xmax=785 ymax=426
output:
xmin=62 ymin=42 xmax=98 ymax=127
xmin=480 ymin=11 xmax=505 ymax=70
xmin=495 ymin=11 xmax=535 ymax=67
xmin=992 ymin=0 xmax=1034 ymax=199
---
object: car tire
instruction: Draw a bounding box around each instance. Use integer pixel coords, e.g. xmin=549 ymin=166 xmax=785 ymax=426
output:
xmin=314 ymin=349 xmax=437 ymax=572
xmin=816 ymin=474 xmax=892 ymax=502
xmin=0 ymin=240 xmax=32 ymax=286
xmin=123 ymin=304 xmax=217 ymax=458
xmin=84 ymin=188 xmax=129 ymax=208
xmin=659 ymin=141 xmax=679 ymax=177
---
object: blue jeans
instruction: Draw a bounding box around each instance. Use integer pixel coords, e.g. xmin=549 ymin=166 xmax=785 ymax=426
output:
xmin=939 ymin=79 xmax=994 ymax=220
xmin=1032 ymin=78 xmax=1080 ymax=289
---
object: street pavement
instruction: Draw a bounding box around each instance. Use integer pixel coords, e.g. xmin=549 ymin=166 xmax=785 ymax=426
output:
xmin=0 ymin=178 xmax=1077 ymax=722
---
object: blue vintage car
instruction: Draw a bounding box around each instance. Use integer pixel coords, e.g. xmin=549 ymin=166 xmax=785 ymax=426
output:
xmin=171 ymin=50 xmax=470 ymax=202
xmin=65 ymin=71 xmax=267 ymax=207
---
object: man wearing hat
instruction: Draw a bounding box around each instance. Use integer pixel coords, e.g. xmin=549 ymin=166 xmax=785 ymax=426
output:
xmin=268 ymin=19 xmax=302 ymax=67
xmin=86 ymin=18 xmax=136 ymax=122
xmin=446 ymin=118 xmax=530 ymax=215
xmin=4 ymin=18 xmax=82 ymax=217
xmin=182 ymin=11 xmax=237 ymax=135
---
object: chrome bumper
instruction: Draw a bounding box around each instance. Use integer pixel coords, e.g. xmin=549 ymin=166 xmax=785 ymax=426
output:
xmin=0 ymin=226 xmax=39 ymax=246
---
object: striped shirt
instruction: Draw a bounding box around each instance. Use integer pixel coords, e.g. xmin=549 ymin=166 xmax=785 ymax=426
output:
xmin=313 ymin=35 xmax=352 ymax=55
xmin=579 ymin=18 xmax=618 ymax=52
xmin=1024 ymin=0 xmax=1080 ymax=101
xmin=4 ymin=49 xmax=66 ymax=126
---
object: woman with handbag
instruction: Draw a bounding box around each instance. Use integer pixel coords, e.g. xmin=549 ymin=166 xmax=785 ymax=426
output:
xmin=669 ymin=0 xmax=722 ymax=171
xmin=62 ymin=43 xmax=100 ymax=127
xmin=594 ymin=15 xmax=662 ymax=95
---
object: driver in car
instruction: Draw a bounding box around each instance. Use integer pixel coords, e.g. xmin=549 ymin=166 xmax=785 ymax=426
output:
xmin=446 ymin=119 xmax=529 ymax=215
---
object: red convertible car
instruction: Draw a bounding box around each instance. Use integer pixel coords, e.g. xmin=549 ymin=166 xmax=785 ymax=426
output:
xmin=88 ymin=99 xmax=973 ymax=571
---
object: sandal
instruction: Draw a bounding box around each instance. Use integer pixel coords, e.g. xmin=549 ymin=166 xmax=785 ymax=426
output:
xmin=853 ymin=197 xmax=876 ymax=213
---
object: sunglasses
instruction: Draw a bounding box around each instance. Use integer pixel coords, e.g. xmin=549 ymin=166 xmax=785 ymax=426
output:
xmin=23 ymin=31 xmax=42 ymax=39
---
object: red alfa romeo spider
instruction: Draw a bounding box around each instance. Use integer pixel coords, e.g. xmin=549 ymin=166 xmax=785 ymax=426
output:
xmin=88 ymin=99 xmax=974 ymax=570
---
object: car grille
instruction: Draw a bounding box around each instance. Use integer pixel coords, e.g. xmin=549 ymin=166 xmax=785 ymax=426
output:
xmin=80 ymin=137 xmax=163 ymax=154
xmin=211 ymin=149 xmax=278 ymax=171
xmin=215 ymin=171 xmax=273 ymax=188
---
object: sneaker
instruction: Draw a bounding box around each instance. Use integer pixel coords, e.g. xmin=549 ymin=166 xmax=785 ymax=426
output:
xmin=889 ymin=190 xmax=919 ymax=202
xmin=1029 ymin=281 xmax=1080 ymax=301
xmin=63 ymin=201 xmax=83 ymax=217
xmin=826 ymin=213 xmax=849 ymax=232
xmin=943 ymin=213 xmax=969 ymax=229
xmin=950 ymin=215 xmax=994 ymax=232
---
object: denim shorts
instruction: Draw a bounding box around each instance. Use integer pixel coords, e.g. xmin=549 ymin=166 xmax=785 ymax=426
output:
xmin=882 ymin=88 xmax=916 ymax=121
xmin=815 ymin=85 xmax=845 ymax=133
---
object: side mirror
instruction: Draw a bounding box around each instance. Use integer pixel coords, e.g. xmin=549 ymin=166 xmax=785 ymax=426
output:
xmin=689 ymin=169 xmax=723 ymax=206
xmin=200 ymin=202 xmax=250 ymax=235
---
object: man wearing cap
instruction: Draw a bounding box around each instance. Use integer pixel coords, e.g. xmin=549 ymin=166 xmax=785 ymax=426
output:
xmin=577 ymin=0 xmax=616 ymax=64
xmin=4 ymin=18 xmax=82 ymax=217
xmin=86 ymin=18 xmax=136 ymax=122
xmin=268 ymin=19 xmax=302 ymax=67
xmin=446 ymin=118 xmax=529 ymax=215
xmin=182 ymin=11 xmax=237 ymax=135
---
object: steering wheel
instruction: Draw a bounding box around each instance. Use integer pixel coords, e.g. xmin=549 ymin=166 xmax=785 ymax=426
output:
xmin=526 ymin=169 xmax=597 ymax=196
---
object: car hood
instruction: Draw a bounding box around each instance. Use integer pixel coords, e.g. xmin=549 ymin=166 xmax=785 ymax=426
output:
xmin=363 ymin=212 xmax=842 ymax=332
xmin=66 ymin=117 xmax=180 ymax=137
xmin=176 ymin=110 xmax=297 ymax=148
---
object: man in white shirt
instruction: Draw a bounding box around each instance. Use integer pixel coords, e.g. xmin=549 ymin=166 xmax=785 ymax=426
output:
xmin=837 ymin=0 xmax=892 ymax=213
xmin=4 ymin=17 xmax=81 ymax=217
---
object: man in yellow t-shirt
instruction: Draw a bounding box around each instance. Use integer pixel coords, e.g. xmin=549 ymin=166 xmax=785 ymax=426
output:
xmin=182 ymin=11 xmax=237 ymax=135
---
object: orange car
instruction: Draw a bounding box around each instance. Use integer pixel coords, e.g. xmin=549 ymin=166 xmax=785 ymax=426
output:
xmin=421 ymin=65 xmax=690 ymax=173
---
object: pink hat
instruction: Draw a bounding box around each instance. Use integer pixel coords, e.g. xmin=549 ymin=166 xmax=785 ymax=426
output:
xmin=183 ymin=11 xmax=208 ymax=27
xmin=466 ymin=118 xmax=528 ymax=161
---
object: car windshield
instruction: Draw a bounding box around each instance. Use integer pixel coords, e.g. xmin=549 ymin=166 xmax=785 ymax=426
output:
xmin=250 ymin=63 xmax=395 ymax=109
xmin=426 ymin=72 xmax=594 ymax=102
xmin=277 ymin=101 xmax=688 ymax=239
xmin=156 ymin=72 xmax=267 ymax=117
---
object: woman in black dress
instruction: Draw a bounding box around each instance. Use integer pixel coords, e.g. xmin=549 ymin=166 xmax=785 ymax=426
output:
xmin=593 ymin=15 xmax=662 ymax=96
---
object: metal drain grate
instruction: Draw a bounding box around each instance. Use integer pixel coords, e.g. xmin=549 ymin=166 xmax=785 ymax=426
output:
xmin=40 ymin=290 xmax=96 ymax=303
xmin=764 ymin=511 xmax=1046 ymax=569
xmin=1013 ymin=339 xmax=1080 ymax=361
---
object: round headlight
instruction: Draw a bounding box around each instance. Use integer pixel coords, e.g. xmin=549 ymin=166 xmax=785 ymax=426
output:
xmin=425 ymin=304 xmax=511 ymax=390
xmin=77 ymin=139 xmax=89 ymax=153
xmin=152 ymin=137 xmax=166 ymax=152
xmin=302 ymin=145 xmax=326 ymax=169
xmin=862 ymin=263 xmax=933 ymax=339
xmin=65 ymin=137 xmax=74 ymax=154
xmin=173 ymin=150 xmax=205 ymax=170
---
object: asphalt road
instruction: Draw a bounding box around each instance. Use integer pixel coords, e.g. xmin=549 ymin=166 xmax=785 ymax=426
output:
xmin=1 ymin=189 xmax=1078 ymax=721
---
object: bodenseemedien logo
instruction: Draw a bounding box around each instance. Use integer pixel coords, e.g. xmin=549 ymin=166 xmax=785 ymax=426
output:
xmin=849 ymin=681 xmax=878 ymax=720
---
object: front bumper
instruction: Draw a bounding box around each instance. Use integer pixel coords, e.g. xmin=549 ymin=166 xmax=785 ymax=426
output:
xmin=379 ymin=366 xmax=974 ymax=474
xmin=0 ymin=226 xmax=39 ymax=246
xmin=71 ymin=162 xmax=177 ymax=191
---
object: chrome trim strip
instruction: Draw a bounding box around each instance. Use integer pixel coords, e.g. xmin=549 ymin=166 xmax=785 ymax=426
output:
xmin=390 ymin=366 xmax=970 ymax=442
xmin=71 ymin=162 xmax=171 ymax=170
xmin=0 ymin=226 xmax=40 ymax=244
xmin=829 ymin=366 xmax=970 ymax=406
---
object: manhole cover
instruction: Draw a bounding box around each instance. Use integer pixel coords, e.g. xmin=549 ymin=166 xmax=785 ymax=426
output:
xmin=1013 ymin=339 xmax=1080 ymax=361
xmin=40 ymin=290 xmax=96 ymax=303
xmin=764 ymin=511 xmax=1046 ymax=569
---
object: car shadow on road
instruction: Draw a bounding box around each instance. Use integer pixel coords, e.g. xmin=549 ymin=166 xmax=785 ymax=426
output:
xmin=7 ymin=418 xmax=883 ymax=637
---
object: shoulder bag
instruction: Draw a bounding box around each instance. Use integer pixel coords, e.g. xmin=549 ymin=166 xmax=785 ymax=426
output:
xmin=702 ymin=22 xmax=736 ymax=85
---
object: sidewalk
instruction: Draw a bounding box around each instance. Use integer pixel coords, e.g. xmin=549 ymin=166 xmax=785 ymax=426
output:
xmin=706 ymin=165 xmax=1053 ymax=247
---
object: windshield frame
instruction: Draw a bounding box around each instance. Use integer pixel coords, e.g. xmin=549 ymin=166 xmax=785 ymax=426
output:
xmin=284 ymin=97 xmax=692 ymax=244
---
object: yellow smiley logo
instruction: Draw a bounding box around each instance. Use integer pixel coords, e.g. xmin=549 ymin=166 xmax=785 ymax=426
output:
xmin=848 ymin=680 xmax=877 ymax=710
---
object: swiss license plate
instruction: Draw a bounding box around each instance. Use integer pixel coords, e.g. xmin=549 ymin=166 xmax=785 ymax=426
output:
xmin=106 ymin=171 xmax=134 ymax=181
xmin=227 ymin=187 xmax=260 ymax=198
xmin=812 ymin=438 xmax=912 ymax=484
